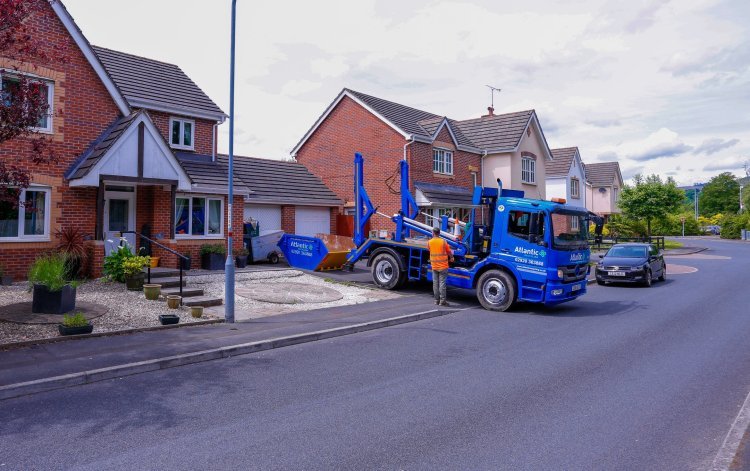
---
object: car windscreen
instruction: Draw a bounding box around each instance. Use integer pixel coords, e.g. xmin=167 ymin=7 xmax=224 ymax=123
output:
xmin=550 ymin=208 xmax=588 ymax=250
xmin=606 ymin=246 xmax=647 ymax=258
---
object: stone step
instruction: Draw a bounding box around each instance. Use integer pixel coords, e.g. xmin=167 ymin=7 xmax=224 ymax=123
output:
xmin=160 ymin=287 xmax=204 ymax=298
xmin=147 ymin=276 xmax=186 ymax=288
xmin=143 ymin=267 xmax=181 ymax=279
xmin=182 ymin=296 xmax=223 ymax=307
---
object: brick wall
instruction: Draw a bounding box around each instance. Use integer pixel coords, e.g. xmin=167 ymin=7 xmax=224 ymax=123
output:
xmin=0 ymin=3 xmax=121 ymax=279
xmin=281 ymin=206 xmax=295 ymax=234
xmin=149 ymin=111 xmax=216 ymax=156
xmin=409 ymin=125 xmax=481 ymax=192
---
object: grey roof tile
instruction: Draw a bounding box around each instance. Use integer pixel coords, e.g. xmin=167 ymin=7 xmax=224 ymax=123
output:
xmin=415 ymin=181 xmax=474 ymax=206
xmin=452 ymin=110 xmax=534 ymax=150
xmin=585 ymin=161 xmax=622 ymax=186
xmin=93 ymin=46 xmax=226 ymax=119
xmin=547 ymin=147 xmax=578 ymax=177
xmin=176 ymin=153 xmax=251 ymax=195
xmin=346 ymin=89 xmax=439 ymax=137
xmin=217 ymin=155 xmax=342 ymax=206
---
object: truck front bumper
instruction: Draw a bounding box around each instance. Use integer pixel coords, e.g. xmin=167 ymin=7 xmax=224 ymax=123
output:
xmin=543 ymin=279 xmax=587 ymax=305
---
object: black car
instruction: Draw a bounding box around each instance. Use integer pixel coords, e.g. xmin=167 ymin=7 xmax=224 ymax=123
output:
xmin=595 ymin=243 xmax=666 ymax=287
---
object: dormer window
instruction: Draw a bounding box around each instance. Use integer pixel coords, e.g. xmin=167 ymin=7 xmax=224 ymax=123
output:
xmin=169 ymin=117 xmax=194 ymax=150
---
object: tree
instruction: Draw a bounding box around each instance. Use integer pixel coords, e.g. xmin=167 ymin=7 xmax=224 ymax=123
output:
xmin=699 ymin=172 xmax=740 ymax=216
xmin=0 ymin=0 xmax=66 ymax=206
xmin=617 ymin=174 xmax=684 ymax=236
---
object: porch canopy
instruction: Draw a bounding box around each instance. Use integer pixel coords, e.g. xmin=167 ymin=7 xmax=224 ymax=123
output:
xmin=414 ymin=181 xmax=475 ymax=208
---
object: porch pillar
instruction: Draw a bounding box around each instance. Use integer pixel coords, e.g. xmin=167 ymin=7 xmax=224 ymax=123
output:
xmin=169 ymin=184 xmax=176 ymax=239
xmin=95 ymin=177 xmax=104 ymax=240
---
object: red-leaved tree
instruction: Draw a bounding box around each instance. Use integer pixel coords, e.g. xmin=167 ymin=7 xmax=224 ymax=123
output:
xmin=0 ymin=0 xmax=67 ymax=206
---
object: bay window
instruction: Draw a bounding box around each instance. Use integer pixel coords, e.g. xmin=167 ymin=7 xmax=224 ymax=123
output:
xmin=175 ymin=196 xmax=223 ymax=237
xmin=0 ymin=187 xmax=51 ymax=241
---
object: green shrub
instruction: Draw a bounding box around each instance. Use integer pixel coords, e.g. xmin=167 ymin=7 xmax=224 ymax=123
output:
xmin=236 ymin=247 xmax=249 ymax=256
xmin=122 ymin=256 xmax=150 ymax=277
xmin=28 ymin=253 xmax=74 ymax=292
xmin=720 ymin=213 xmax=750 ymax=239
xmin=62 ymin=312 xmax=89 ymax=327
xmin=651 ymin=213 xmax=701 ymax=236
xmin=103 ymin=241 xmax=134 ymax=282
xmin=200 ymin=244 xmax=226 ymax=256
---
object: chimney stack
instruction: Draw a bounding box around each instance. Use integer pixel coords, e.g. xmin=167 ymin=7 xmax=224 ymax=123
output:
xmin=484 ymin=106 xmax=495 ymax=117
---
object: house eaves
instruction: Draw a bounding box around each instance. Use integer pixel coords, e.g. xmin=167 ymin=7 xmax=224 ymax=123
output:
xmin=127 ymin=98 xmax=227 ymax=123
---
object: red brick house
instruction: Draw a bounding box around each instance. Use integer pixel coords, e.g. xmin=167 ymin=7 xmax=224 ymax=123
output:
xmin=0 ymin=1 xmax=341 ymax=278
xmin=292 ymin=89 xmax=554 ymax=230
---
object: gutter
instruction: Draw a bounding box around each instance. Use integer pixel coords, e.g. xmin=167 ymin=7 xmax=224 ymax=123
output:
xmin=212 ymin=123 xmax=217 ymax=161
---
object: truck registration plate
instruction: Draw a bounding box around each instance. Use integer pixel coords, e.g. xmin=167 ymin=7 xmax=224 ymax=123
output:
xmin=608 ymin=271 xmax=626 ymax=276
xmin=571 ymin=283 xmax=581 ymax=291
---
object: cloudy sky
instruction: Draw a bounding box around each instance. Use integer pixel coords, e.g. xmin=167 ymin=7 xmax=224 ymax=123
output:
xmin=65 ymin=0 xmax=749 ymax=185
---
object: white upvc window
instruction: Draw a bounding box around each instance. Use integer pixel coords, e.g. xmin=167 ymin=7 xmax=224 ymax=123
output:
xmin=169 ymin=117 xmax=195 ymax=150
xmin=571 ymin=178 xmax=580 ymax=199
xmin=433 ymin=148 xmax=453 ymax=175
xmin=0 ymin=71 xmax=54 ymax=133
xmin=0 ymin=186 xmax=52 ymax=241
xmin=521 ymin=156 xmax=536 ymax=184
xmin=174 ymin=195 xmax=223 ymax=238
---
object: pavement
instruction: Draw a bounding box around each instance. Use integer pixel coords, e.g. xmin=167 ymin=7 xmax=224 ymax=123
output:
xmin=1 ymin=237 xmax=748 ymax=470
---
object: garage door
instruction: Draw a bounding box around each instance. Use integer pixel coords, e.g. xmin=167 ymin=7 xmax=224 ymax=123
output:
xmin=295 ymin=206 xmax=330 ymax=237
xmin=244 ymin=204 xmax=281 ymax=231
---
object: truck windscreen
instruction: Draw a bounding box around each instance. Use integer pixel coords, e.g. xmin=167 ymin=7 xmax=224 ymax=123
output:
xmin=550 ymin=209 xmax=589 ymax=251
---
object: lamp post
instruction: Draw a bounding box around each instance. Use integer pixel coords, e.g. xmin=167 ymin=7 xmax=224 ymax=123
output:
xmin=224 ymin=0 xmax=237 ymax=323
xmin=741 ymin=184 xmax=745 ymax=213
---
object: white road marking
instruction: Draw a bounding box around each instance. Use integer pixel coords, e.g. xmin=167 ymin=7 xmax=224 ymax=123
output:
xmin=710 ymin=387 xmax=750 ymax=470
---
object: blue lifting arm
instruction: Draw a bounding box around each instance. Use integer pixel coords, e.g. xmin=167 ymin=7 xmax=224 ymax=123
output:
xmin=353 ymin=152 xmax=375 ymax=247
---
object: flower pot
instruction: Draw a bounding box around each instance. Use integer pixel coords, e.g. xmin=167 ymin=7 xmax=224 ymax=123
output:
xmin=201 ymin=253 xmax=225 ymax=270
xmin=181 ymin=256 xmax=192 ymax=271
xmin=159 ymin=314 xmax=180 ymax=325
xmin=190 ymin=306 xmax=204 ymax=318
xmin=166 ymin=295 xmax=181 ymax=309
xmin=32 ymin=284 xmax=76 ymax=314
xmin=149 ymin=257 xmax=160 ymax=268
xmin=125 ymin=272 xmax=146 ymax=291
xmin=143 ymin=283 xmax=161 ymax=301
xmin=235 ymin=256 xmax=248 ymax=268
xmin=1 ymin=275 xmax=12 ymax=286
xmin=58 ymin=323 xmax=93 ymax=336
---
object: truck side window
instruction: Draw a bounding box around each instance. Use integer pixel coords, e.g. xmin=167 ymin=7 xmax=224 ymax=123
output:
xmin=508 ymin=211 xmax=544 ymax=241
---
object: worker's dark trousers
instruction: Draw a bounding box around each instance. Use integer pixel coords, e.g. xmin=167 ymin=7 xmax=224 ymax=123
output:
xmin=433 ymin=269 xmax=448 ymax=303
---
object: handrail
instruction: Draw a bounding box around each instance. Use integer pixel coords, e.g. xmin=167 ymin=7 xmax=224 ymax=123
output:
xmin=120 ymin=231 xmax=188 ymax=305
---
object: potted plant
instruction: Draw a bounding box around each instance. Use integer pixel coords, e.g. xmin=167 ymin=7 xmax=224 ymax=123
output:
xmin=159 ymin=313 xmax=180 ymax=325
xmin=28 ymin=254 xmax=78 ymax=314
xmin=0 ymin=265 xmax=12 ymax=286
xmin=55 ymin=226 xmax=89 ymax=279
xmin=122 ymin=255 xmax=150 ymax=291
xmin=200 ymin=244 xmax=226 ymax=270
xmin=190 ymin=306 xmax=204 ymax=318
xmin=58 ymin=312 xmax=93 ymax=336
xmin=181 ymin=255 xmax=192 ymax=271
xmin=166 ymin=294 xmax=181 ymax=309
xmin=103 ymin=241 xmax=134 ymax=282
xmin=143 ymin=283 xmax=161 ymax=300
xmin=149 ymin=256 xmax=160 ymax=268
xmin=235 ymin=247 xmax=249 ymax=268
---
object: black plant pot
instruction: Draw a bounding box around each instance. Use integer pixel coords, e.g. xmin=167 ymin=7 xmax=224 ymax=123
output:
xmin=125 ymin=272 xmax=145 ymax=291
xmin=181 ymin=256 xmax=192 ymax=271
xmin=1 ymin=275 xmax=12 ymax=286
xmin=58 ymin=323 xmax=93 ymax=336
xmin=32 ymin=284 xmax=76 ymax=314
xmin=159 ymin=314 xmax=180 ymax=325
xmin=201 ymin=253 xmax=225 ymax=270
xmin=235 ymin=256 xmax=248 ymax=268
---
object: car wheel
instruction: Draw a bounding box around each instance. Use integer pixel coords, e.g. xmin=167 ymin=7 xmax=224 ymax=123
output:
xmin=658 ymin=263 xmax=666 ymax=281
xmin=476 ymin=269 xmax=516 ymax=312
xmin=643 ymin=269 xmax=652 ymax=287
xmin=268 ymin=252 xmax=280 ymax=264
xmin=371 ymin=252 xmax=404 ymax=290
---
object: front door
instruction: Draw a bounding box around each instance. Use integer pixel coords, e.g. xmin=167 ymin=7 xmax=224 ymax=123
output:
xmin=104 ymin=186 xmax=136 ymax=255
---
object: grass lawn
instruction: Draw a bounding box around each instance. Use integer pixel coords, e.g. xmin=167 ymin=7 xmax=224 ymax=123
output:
xmin=663 ymin=240 xmax=684 ymax=250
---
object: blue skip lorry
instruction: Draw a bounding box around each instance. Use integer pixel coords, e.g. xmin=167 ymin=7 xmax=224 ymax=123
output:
xmin=279 ymin=153 xmax=602 ymax=312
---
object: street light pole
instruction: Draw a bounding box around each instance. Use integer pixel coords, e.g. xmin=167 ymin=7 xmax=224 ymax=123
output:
xmin=741 ymin=184 xmax=745 ymax=213
xmin=694 ymin=187 xmax=698 ymax=220
xmin=224 ymin=0 xmax=237 ymax=323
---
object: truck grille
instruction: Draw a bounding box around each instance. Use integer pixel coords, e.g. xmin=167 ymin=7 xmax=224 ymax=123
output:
xmin=561 ymin=263 xmax=588 ymax=282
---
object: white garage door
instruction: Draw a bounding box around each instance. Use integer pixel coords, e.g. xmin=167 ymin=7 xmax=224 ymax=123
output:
xmin=244 ymin=204 xmax=281 ymax=231
xmin=295 ymin=206 xmax=330 ymax=237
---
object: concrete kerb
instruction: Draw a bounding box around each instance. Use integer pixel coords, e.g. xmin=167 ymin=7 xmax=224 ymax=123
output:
xmin=0 ymin=307 xmax=467 ymax=401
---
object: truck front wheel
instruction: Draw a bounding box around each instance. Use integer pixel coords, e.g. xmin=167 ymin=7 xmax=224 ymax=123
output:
xmin=371 ymin=252 xmax=405 ymax=290
xmin=476 ymin=269 xmax=516 ymax=311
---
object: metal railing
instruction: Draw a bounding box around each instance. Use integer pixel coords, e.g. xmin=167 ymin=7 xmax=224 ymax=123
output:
xmin=588 ymin=236 xmax=665 ymax=251
xmin=121 ymin=231 xmax=189 ymax=304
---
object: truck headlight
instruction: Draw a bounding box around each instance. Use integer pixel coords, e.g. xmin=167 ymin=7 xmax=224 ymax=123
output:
xmin=551 ymin=289 xmax=563 ymax=296
xmin=557 ymin=268 xmax=564 ymax=279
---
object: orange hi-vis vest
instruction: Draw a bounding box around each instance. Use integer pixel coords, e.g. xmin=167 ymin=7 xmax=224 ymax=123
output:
xmin=428 ymin=236 xmax=452 ymax=271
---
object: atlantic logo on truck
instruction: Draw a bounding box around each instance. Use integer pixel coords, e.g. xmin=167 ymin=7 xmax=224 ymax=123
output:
xmin=570 ymin=252 xmax=585 ymax=262
xmin=514 ymin=246 xmax=540 ymax=257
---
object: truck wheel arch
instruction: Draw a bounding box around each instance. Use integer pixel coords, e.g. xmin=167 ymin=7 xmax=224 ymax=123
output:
xmin=366 ymin=246 xmax=407 ymax=271
xmin=471 ymin=263 xmax=518 ymax=289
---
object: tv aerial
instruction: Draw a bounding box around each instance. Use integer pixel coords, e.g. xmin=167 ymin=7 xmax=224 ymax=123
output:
xmin=485 ymin=85 xmax=501 ymax=109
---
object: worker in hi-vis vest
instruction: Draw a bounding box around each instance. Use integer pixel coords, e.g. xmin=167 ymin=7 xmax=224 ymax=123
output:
xmin=428 ymin=226 xmax=454 ymax=306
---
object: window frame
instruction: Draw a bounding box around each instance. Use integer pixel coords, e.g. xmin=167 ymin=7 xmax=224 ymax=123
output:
xmin=0 ymin=70 xmax=54 ymax=134
xmin=521 ymin=156 xmax=536 ymax=184
xmin=174 ymin=194 xmax=224 ymax=239
xmin=0 ymin=186 xmax=52 ymax=242
xmin=570 ymin=177 xmax=580 ymax=199
xmin=169 ymin=117 xmax=196 ymax=151
xmin=432 ymin=148 xmax=454 ymax=176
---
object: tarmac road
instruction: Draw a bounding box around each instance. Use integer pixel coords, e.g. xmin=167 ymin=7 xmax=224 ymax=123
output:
xmin=2 ymin=238 xmax=749 ymax=470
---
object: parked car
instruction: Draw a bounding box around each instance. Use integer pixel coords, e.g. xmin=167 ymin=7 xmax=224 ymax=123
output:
xmin=595 ymin=243 xmax=666 ymax=287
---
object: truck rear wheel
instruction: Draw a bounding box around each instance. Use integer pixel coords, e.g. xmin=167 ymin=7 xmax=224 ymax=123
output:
xmin=371 ymin=252 xmax=405 ymax=290
xmin=476 ymin=269 xmax=516 ymax=312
